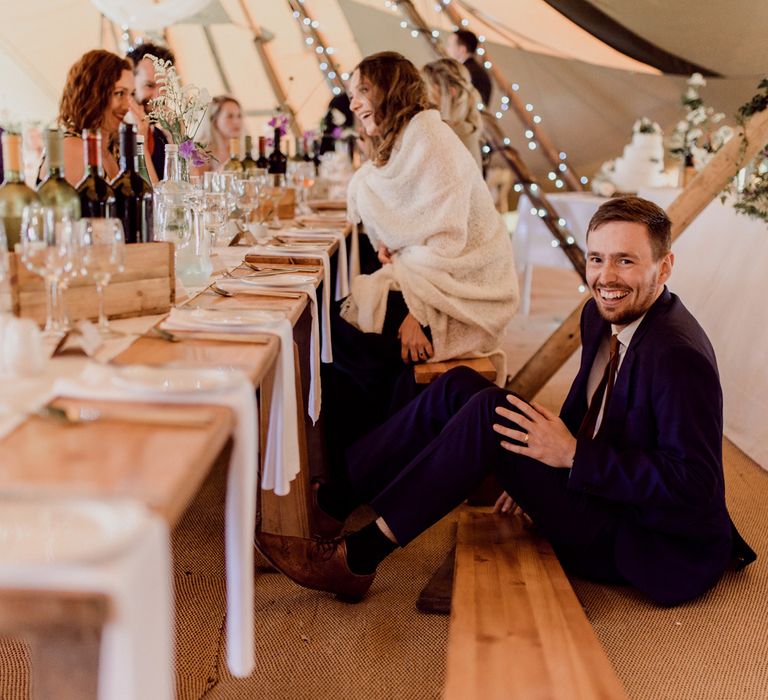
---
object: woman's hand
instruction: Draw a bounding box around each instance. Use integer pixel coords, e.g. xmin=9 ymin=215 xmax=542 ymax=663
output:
xmin=377 ymin=244 xmax=394 ymax=265
xmin=398 ymin=313 xmax=433 ymax=364
xmin=126 ymin=97 xmax=151 ymax=140
xmin=493 ymin=491 xmax=519 ymax=515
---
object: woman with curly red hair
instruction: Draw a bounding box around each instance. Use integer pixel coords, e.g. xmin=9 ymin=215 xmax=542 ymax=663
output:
xmin=58 ymin=49 xmax=155 ymax=185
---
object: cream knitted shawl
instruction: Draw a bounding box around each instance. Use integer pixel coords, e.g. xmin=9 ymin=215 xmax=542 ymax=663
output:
xmin=343 ymin=109 xmax=518 ymax=364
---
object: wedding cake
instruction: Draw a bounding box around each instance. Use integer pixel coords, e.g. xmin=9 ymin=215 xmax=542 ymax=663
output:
xmin=611 ymin=122 xmax=666 ymax=193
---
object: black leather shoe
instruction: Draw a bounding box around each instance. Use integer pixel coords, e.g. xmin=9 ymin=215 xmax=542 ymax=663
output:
xmin=310 ymin=484 xmax=345 ymax=538
xmin=254 ymin=532 xmax=374 ymax=602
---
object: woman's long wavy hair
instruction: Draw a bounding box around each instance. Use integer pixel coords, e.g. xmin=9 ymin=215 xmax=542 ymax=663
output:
xmin=58 ymin=50 xmax=131 ymax=135
xmin=422 ymin=58 xmax=481 ymax=135
xmin=355 ymin=52 xmax=430 ymax=166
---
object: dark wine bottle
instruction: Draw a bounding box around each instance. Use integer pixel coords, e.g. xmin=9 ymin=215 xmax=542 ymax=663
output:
xmin=255 ymin=136 xmax=269 ymax=170
xmin=302 ymin=136 xmax=312 ymax=164
xmin=111 ymin=124 xmax=153 ymax=243
xmin=268 ymin=128 xmax=287 ymax=176
xmin=0 ymin=130 xmax=41 ymax=250
xmin=76 ymin=129 xmax=116 ymax=218
xmin=312 ymin=138 xmax=321 ymax=175
xmin=37 ymin=127 xmax=81 ymax=220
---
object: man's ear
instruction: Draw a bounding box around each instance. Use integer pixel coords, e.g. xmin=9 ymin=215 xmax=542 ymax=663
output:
xmin=658 ymin=252 xmax=674 ymax=286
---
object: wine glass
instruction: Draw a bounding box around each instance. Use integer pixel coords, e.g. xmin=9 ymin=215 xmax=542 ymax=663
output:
xmin=19 ymin=204 xmax=76 ymax=339
xmin=78 ymin=218 xmax=125 ymax=338
xmin=267 ymin=173 xmax=286 ymax=228
xmin=235 ymin=178 xmax=260 ymax=233
xmin=203 ymin=192 xmax=229 ymax=246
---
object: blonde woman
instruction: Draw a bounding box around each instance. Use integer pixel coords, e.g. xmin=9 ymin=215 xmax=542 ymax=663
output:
xmin=422 ymin=57 xmax=483 ymax=168
xmin=192 ymin=95 xmax=243 ymax=174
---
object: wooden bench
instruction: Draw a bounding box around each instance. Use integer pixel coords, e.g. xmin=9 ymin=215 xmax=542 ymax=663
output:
xmin=414 ymin=357 xmax=497 ymax=384
xmin=443 ymin=509 xmax=628 ymax=700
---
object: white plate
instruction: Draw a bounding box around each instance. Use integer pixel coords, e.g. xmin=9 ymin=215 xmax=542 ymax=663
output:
xmin=112 ymin=364 xmax=242 ymax=394
xmin=0 ymin=498 xmax=146 ymax=565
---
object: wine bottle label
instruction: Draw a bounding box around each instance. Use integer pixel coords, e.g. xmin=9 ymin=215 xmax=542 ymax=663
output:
xmin=2 ymin=133 xmax=23 ymax=173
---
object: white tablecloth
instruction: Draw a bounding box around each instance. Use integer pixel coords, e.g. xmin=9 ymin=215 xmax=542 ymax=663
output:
xmin=639 ymin=187 xmax=768 ymax=470
xmin=514 ymin=192 xmax=604 ymax=313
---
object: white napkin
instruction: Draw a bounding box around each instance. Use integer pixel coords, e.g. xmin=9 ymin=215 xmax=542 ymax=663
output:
xmin=248 ymin=245 xmax=333 ymax=361
xmin=0 ymin=497 xmax=174 ymax=700
xmin=160 ymin=308 xmax=301 ymax=496
xmin=215 ymin=277 xmax=322 ymax=423
xmin=279 ymin=229 xmax=349 ymax=299
xmin=52 ymin=363 xmax=259 ymax=678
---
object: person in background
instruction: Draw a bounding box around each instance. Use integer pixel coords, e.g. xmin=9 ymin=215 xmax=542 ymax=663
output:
xmin=423 ymin=58 xmax=483 ymax=168
xmin=58 ymin=49 xmax=155 ymax=185
xmin=319 ymin=92 xmax=355 ymax=156
xmin=256 ymin=196 xmax=756 ymax=605
xmin=193 ymin=95 xmax=243 ymax=174
xmin=446 ymin=29 xmax=492 ymax=107
xmin=125 ymin=42 xmax=176 ymax=181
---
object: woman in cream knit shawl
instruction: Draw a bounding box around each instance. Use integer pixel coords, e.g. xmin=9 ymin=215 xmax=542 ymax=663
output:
xmin=343 ymin=53 xmax=518 ymax=370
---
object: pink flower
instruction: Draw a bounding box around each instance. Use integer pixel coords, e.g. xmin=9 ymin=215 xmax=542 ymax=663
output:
xmin=267 ymin=113 xmax=289 ymax=136
xmin=179 ymin=139 xmax=208 ymax=167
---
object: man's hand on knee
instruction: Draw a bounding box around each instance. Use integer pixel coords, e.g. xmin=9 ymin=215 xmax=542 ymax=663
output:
xmin=493 ymin=394 xmax=577 ymax=469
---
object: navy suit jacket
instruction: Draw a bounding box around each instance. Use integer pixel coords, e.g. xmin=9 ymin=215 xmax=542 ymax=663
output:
xmin=562 ymin=288 xmax=754 ymax=605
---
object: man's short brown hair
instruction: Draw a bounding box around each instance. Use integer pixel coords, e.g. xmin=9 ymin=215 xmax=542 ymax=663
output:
xmin=587 ymin=196 xmax=671 ymax=260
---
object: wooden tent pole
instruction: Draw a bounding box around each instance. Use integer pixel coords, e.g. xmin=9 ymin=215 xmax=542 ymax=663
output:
xmin=285 ymin=0 xmax=346 ymax=93
xmin=436 ymin=1 xmax=584 ymax=191
xmin=397 ymin=0 xmax=587 ymax=282
xmin=236 ymin=0 xmax=303 ymax=140
xmin=507 ymin=105 xmax=768 ymax=398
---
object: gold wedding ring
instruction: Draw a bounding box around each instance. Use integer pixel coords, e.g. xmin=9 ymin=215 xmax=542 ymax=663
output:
xmin=523 ymin=433 xmax=529 ymax=445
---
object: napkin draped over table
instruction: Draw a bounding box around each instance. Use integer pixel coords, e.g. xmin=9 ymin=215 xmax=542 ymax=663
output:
xmin=53 ymin=362 xmax=262 ymax=678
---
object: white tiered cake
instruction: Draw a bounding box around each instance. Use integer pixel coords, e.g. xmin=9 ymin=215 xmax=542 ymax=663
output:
xmin=611 ymin=131 xmax=667 ymax=193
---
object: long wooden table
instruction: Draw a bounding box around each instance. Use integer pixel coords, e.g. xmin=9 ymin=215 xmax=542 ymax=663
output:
xmin=0 ymin=242 xmax=336 ymax=696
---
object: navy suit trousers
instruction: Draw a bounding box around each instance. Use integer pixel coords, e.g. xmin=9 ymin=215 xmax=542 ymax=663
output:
xmin=346 ymin=366 xmax=625 ymax=584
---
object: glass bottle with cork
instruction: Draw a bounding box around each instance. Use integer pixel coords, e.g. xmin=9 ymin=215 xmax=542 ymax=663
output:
xmin=222 ymin=137 xmax=244 ymax=174
xmin=0 ymin=129 xmax=41 ymax=250
xmin=37 ymin=127 xmax=81 ymax=221
xmin=111 ymin=124 xmax=153 ymax=244
xmin=76 ymin=129 xmax=116 ymax=218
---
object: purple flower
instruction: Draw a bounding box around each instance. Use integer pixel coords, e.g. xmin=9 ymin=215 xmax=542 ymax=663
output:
xmin=267 ymin=113 xmax=289 ymax=136
xmin=303 ymin=129 xmax=317 ymax=141
xmin=179 ymin=139 xmax=208 ymax=167
xmin=332 ymin=126 xmax=343 ymax=139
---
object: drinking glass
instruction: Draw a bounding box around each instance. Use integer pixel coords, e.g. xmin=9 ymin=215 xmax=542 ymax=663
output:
xmin=19 ymin=204 xmax=76 ymax=339
xmin=78 ymin=218 xmax=125 ymax=338
xmin=235 ymin=178 xmax=260 ymax=232
xmin=203 ymin=192 xmax=229 ymax=246
xmin=267 ymin=173 xmax=286 ymax=228
xmin=0 ymin=221 xmax=7 ymax=286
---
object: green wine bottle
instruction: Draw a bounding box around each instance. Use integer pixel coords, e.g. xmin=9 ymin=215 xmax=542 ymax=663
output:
xmin=111 ymin=124 xmax=153 ymax=244
xmin=135 ymin=135 xmax=152 ymax=187
xmin=76 ymin=129 xmax=117 ymax=219
xmin=222 ymin=137 xmax=244 ymax=174
xmin=37 ymin=127 xmax=81 ymax=220
xmin=0 ymin=130 xmax=40 ymax=250
xmin=241 ymin=135 xmax=259 ymax=176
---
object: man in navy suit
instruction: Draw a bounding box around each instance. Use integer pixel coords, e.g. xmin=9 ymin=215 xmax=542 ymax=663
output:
xmin=256 ymin=196 xmax=755 ymax=605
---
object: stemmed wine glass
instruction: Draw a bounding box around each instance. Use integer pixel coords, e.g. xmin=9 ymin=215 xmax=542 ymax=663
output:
xmin=19 ymin=204 xmax=77 ymax=339
xmin=234 ymin=178 xmax=260 ymax=234
xmin=203 ymin=191 xmax=228 ymax=246
xmin=267 ymin=173 xmax=286 ymax=229
xmin=78 ymin=218 xmax=125 ymax=338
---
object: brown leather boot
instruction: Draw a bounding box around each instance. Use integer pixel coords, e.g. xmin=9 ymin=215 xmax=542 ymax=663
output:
xmin=310 ymin=484 xmax=345 ymax=538
xmin=254 ymin=532 xmax=374 ymax=602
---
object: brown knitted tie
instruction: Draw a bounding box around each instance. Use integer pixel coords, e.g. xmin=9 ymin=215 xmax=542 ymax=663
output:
xmin=579 ymin=334 xmax=620 ymax=439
